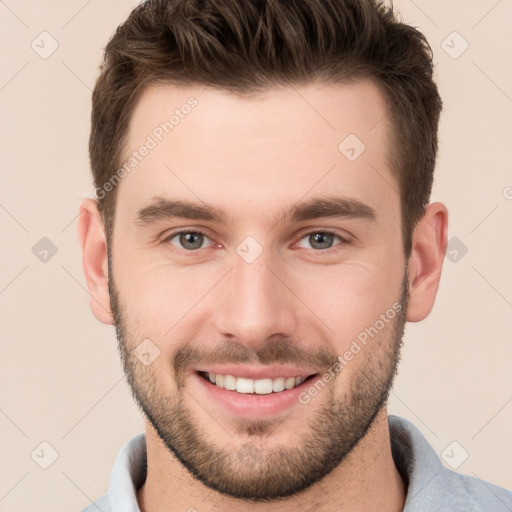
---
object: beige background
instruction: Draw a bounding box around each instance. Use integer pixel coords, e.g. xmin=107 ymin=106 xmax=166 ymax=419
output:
xmin=1 ymin=1 xmax=511 ymax=511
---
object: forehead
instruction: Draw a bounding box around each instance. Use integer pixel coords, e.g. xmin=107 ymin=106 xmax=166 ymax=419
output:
xmin=116 ymin=80 xmax=397 ymax=228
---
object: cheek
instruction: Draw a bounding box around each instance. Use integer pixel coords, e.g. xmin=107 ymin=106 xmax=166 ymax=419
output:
xmin=114 ymin=258 xmax=220 ymax=340
xmin=291 ymin=262 xmax=403 ymax=351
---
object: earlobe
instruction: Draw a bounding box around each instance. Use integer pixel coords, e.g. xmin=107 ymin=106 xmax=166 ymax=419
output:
xmin=406 ymin=202 xmax=448 ymax=322
xmin=77 ymin=198 xmax=114 ymax=325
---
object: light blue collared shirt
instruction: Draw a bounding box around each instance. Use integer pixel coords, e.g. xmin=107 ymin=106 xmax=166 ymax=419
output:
xmin=83 ymin=415 xmax=512 ymax=511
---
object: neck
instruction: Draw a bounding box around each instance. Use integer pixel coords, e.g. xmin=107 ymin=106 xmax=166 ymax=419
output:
xmin=137 ymin=407 xmax=405 ymax=512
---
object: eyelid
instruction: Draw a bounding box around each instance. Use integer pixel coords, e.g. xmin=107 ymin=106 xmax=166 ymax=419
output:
xmin=162 ymin=227 xmax=219 ymax=250
xmin=293 ymin=229 xmax=350 ymax=250
xmin=160 ymin=227 xmax=351 ymax=253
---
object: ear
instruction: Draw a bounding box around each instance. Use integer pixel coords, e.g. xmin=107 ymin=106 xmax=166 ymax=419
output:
xmin=406 ymin=202 xmax=448 ymax=322
xmin=77 ymin=198 xmax=113 ymax=324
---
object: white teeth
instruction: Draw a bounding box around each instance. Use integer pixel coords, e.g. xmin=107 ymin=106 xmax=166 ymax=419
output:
xmin=236 ymin=377 xmax=254 ymax=394
xmin=285 ymin=377 xmax=296 ymax=390
xmin=272 ymin=377 xmax=285 ymax=392
xmin=203 ymin=372 xmax=309 ymax=394
xmin=223 ymin=374 xmax=237 ymax=391
xmin=254 ymin=378 xmax=273 ymax=394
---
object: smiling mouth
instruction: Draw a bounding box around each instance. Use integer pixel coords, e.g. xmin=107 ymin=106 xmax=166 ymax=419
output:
xmin=197 ymin=371 xmax=319 ymax=395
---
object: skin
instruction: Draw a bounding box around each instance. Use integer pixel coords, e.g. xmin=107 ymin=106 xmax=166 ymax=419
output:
xmin=78 ymin=80 xmax=448 ymax=511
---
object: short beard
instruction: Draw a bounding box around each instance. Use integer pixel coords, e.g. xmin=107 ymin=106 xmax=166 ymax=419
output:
xmin=109 ymin=259 xmax=408 ymax=502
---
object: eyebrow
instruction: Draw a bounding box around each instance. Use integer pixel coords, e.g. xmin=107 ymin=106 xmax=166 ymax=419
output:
xmin=135 ymin=195 xmax=376 ymax=227
xmin=136 ymin=197 xmax=224 ymax=226
xmin=285 ymin=196 xmax=376 ymax=223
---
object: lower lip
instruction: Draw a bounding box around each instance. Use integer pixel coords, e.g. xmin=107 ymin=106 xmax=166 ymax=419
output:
xmin=191 ymin=372 xmax=320 ymax=418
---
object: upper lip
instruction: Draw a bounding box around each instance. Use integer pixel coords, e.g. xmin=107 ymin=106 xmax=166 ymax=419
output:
xmin=194 ymin=365 xmax=319 ymax=380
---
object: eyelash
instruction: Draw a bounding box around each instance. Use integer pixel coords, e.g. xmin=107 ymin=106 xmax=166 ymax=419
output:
xmin=163 ymin=228 xmax=215 ymax=248
xmin=295 ymin=230 xmax=348 ymax=250
xmin=162 ymin=228 xmax=349 ymax=253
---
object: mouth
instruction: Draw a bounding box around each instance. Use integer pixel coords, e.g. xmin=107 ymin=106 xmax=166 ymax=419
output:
xmin=190 ymin=365 xmax=325 ymax=417
xmin=196 ymin=370 xmax=319 ymax=395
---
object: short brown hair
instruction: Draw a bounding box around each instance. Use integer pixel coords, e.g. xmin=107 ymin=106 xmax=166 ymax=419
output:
xmin=90 ymin=0 xmax=442 ymax=255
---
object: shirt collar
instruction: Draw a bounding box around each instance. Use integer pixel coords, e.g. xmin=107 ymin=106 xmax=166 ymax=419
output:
xmin=108 ymin=432 xmax=146 ymax=511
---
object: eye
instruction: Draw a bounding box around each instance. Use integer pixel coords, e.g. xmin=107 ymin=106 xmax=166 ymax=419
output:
xmin=296 ymin=231 xmax=345 ymax=250
xmin=166 ymin=230 xmax=214 ymax=251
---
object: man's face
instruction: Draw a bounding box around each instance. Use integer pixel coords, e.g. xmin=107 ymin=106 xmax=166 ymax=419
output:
xmin=109 ymin=81 xmax=408 ymax=500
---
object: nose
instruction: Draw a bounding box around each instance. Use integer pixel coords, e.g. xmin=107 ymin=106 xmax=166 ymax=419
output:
xmin=213 ymin=253 xmax=298 ymax=351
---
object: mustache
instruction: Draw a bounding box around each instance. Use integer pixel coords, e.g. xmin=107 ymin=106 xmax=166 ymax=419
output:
xmin=173 ymin=335 xmax=339 ymax=381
